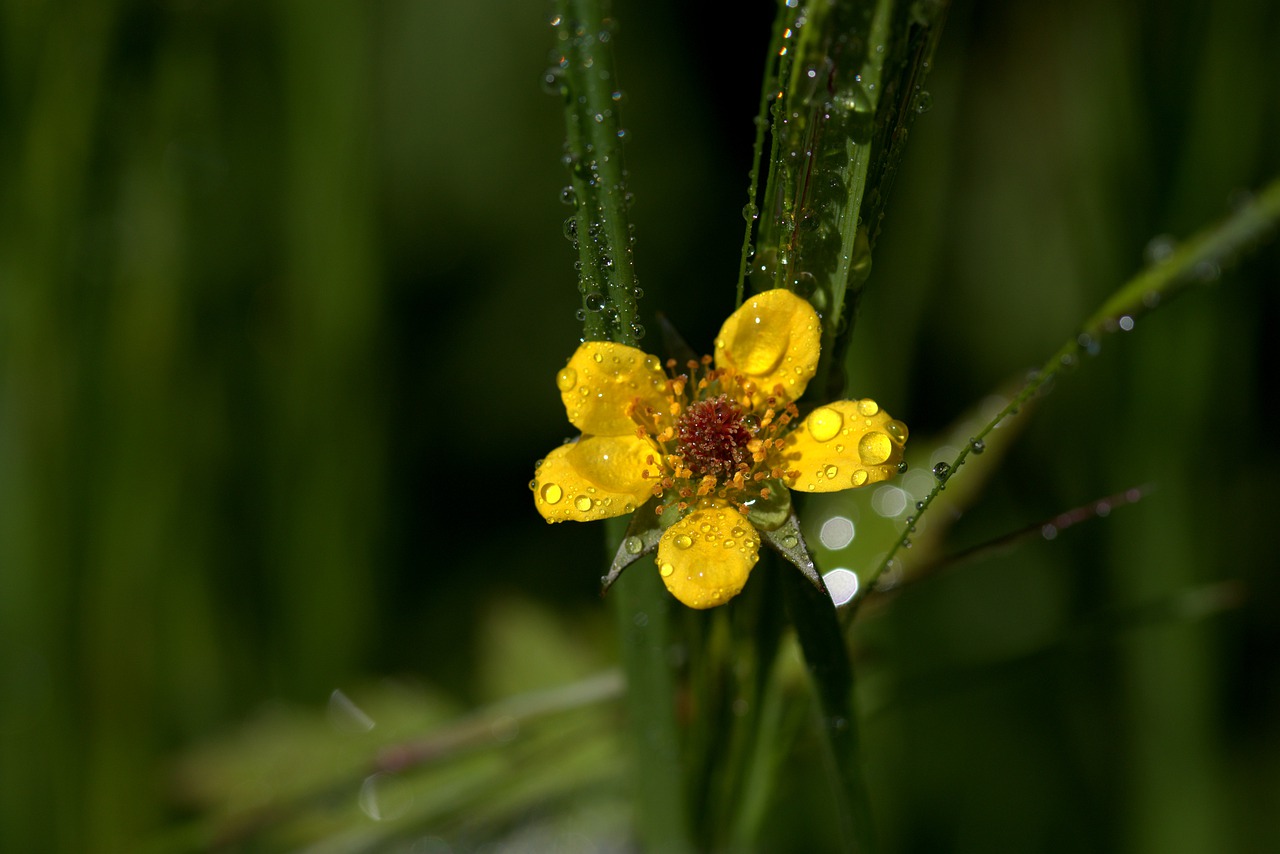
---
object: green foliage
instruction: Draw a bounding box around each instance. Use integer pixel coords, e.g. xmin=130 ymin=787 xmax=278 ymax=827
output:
xmin=1 ymin=0 xmax=1278 ymax=852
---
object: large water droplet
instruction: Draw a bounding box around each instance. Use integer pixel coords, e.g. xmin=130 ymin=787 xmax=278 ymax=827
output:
xmin=556 ymin=367 xmax=577 ymax=391
xmin=851 ymin=469 xmax=869 ymax=487
xmin=540 ymin=483 xmax=563 ymax=505
xmin=585 ymin=292 xmax=606 ymax=312
xmin=808 ymin=407 xmax=843 ymax=442
xmin=624 ymin=535 xmax=643 ymax=555
xmin=574 ymin=494 xmax=593 ymax=512
xmin=885 ymin=419 xmax=908 ymax=444
xmin=858 ymin=431 xmax=892 ymax=465
xmin=856 ymin=399 xmax=879 ymax=416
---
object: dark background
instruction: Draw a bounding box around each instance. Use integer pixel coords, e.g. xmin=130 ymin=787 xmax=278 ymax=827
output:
xmin=1 ymin=0 xmax=1277 ymax=850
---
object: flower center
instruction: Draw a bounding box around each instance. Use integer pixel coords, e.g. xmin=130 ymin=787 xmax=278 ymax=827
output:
xmin=676 ymin=395 xmax=753 ymax=480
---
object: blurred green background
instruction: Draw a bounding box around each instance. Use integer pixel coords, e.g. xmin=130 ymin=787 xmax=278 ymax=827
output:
xmin=1 ymin=0 xmax=1277 ymax=851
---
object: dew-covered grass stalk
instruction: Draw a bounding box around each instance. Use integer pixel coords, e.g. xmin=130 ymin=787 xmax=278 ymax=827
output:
xmin=551 ymin=0 xmax=640 ymax=346
xmin=741 ymin=0 xmax=949 ymax=403
xmin=847 ymin=175 xmax=1280 ymax=618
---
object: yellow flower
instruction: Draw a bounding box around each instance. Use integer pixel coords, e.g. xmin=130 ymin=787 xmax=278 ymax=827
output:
xmin=532 ymin=289 xmax=908 ymax=609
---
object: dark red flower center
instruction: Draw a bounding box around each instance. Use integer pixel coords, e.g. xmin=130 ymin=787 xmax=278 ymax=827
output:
xmin=676 ymin=395 xmax=753 ymax=480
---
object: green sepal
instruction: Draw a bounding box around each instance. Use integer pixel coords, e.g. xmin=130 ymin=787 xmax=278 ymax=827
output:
xmin=743 ymin=479 xmax=793 ymax=532
xmin=601 ymin=498 xmax=664 ymax=594
xmin=760 ymin=509 xmax=829 ymax=598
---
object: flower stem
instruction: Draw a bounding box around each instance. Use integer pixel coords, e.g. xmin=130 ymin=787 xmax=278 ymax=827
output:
xmin=606 ymin=517 xmax=694 ymax=852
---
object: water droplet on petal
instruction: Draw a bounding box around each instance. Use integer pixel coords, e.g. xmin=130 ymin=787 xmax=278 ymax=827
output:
xmin=541 ymin=483 xmax=563 ymax=505
xmin=824 ymin=464 xmax=839 ymax=479
xmin=592 ymin=352 xmax=604 ymax=363
xmin=851 ymin=469 xmax=868 ymax=487
xmin=856 ymin=399 xmax=879 ymax=416
xmin=858 ymin=431 xmax=892 ymax=465
xmin=674 ymin=534 xmax=693 ymax=549
xmin=574 ymin=494 xmax=593 ymax=512
xmin=660 ymin=563 xmax=674 ymax=577
xmin=885 ymin=419 xmax=908 ymax=444
xmin=556 ymin=367 xmax=577 ymax=391
xmin=808 ymin=407 xmax=843 ymax=442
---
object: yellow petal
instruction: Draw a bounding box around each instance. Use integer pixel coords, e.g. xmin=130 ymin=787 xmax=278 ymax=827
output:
xmin=559 ymin=342 xmax=669 ymax=437
xmin=779 ymin=399 xmax=908 ymax=493
xmin=656 ymin=504 xmax=760 ymax=609
xmin=714 ymin=289 xmax=820 ymax=403
xmin=533 ymin=435 xmax=658 ymax=523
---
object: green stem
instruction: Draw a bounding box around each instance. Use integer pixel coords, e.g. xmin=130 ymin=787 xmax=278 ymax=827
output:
xmin=779 ymin=557 xmax=877 ymax=853
xmin=850 ymin=175 xmax=1280 ymax=616
xmin=552 ymin=0 xmax=640 ymax=345
xmin=607 ymin=517 xmax=693 ymax=852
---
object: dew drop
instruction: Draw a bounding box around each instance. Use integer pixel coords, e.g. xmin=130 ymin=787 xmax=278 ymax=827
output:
xmin=896 ymin=461 xmax=908 ymax=474
xmin=541 ymin=67 xmax=564 ymax=95
xmin=781 ymin=533 xmax=799 ymax=549
xmin=858 ymin=431 xmax=892 ymax=465
xmin=556 ymin=367 xmax=577 ymax=391
xmin=624 ymin=535 xmax=643 ymax=555
xmin=851 ymin=469 xmax=869 ymax=487
xmin=585 ymin=292 xmax=606 ymax=312
xmin=1144 ymin=234 xmax=1177 ymax=265
xmin=674 ymin=534 xmax=693 ymax=549
xmin=856 ymin=399 xmax=879 ymax=416
xmin=970 ymin=438 xmax=986 ymax=454
xmin=574 ymin=494 xmax=593 ymax=512
xmin=824 ymin=464 xmax=839 ymax=479
xmin=559 ymin=185 xmax=576 ymax=205
xmin=541 ymin=483 xmax=563 ymax=505
xmin=914 ymin=90 xmax=933 ymax=113
xmin=932 ymin=461 xmax=951 ymax=481
xmin=660 ymin=563 xmax=674 ymax=577
xmin=885 ymin=419 xmax=908 ymax=444
xmin=592 ymin=352 xmax=604 ymax=363
xmin=807 ymin=407 xmax=843 ymax=442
